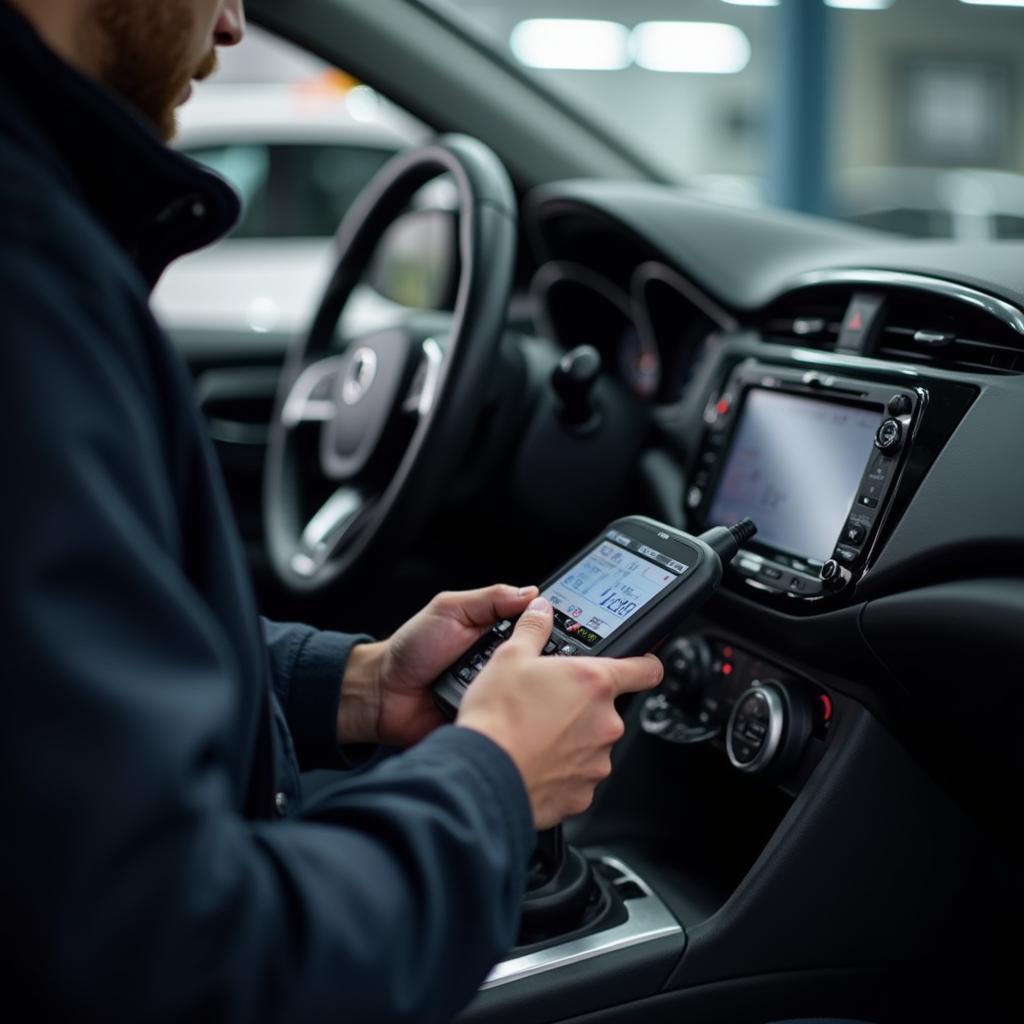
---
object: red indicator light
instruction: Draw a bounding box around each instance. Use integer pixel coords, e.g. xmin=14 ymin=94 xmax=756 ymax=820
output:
xmin=819 ymin=693 xmax=833 ymax=722
xmin=722 ymin=663 xmax=734 ymax=676
xmin=722 ymin=645 xmax=734 ymax=658
xmin=716 ymin=398 xmax=730 ymax=416
xmin=849 ymin=311 xmax=863 ymax=331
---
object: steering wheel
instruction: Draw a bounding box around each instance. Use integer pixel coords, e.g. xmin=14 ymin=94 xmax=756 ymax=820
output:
xmin=264 ymin=135 xmax=517 ymax=591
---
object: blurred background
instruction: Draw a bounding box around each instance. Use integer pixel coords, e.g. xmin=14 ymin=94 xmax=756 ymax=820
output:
xmin=182 ymin=0 xmax=1024 ymax=241
xmin=159 ymin=0 xmax=1024 ymax=341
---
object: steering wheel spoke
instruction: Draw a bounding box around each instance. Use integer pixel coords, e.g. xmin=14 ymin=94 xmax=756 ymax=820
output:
xmin=401 ymin=337 xmax=446 ymax=418
xmin=290 ymin=487 xmax=367 ymax=579
xmin=281 ymin=355 xmax=346 ymax=429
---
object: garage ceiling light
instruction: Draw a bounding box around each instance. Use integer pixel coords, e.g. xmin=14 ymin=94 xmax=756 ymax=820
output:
xmin=825 ymin=1 xmax=894 ymax=9
xmin=632 ymin=22 xmax=751 ymax=75
xmin=959 ymin=0 xmax=1024 ymax=6
xmin=721 ymin=1 xmax=778 ymax=7
xmin=509 ymin=19 xmax=630 ymax=71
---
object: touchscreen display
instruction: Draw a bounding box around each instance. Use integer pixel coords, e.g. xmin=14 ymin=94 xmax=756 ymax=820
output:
xmin=543 ymin=537 xmax=683 ymax=648
xmin=707 ymin=389 xmax=882 ymax=563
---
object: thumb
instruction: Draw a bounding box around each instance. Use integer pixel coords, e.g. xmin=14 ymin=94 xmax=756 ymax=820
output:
xmin=442 ymin=584 xmax=539 ymax=629
xmin=507 ymin=596 xmax=553 ymax=656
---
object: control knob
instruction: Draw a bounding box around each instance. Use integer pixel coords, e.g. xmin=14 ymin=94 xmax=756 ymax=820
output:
xmin=874 ymin=417 xmax=902 ymax=454
xmin=726 ymin=681 xmax=812 ymax=775
xmin=820 ymin=559 xmax=852 ymax=593
xmin=641 ymin=635 xmax=719 ymax=744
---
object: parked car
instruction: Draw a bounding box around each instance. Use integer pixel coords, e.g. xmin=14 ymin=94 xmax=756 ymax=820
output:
xmin=153 ymin=82 xmax=427 ymax=344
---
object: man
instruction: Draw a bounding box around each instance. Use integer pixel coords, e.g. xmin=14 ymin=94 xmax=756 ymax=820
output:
xmin=0 ymin=1 xmax=662 ymax=1021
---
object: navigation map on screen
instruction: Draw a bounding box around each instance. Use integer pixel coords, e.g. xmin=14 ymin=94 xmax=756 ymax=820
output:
xmin=707 ymin=389 xmax=882 ymax=563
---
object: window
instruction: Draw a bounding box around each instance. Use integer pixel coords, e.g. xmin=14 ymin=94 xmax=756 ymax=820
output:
xmin=184 ymin=142 xmax=396 ymax=239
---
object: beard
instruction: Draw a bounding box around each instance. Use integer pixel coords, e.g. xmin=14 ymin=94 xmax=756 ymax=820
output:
xmin=89 ymin=0 xmax=218 ymax=141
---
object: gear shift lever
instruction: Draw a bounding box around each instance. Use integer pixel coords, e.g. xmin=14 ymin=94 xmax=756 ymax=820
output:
xmin=529 ymin=826 xmax=566 ymax=885
xmin=518 ymin=825 xmax=596 ymax=944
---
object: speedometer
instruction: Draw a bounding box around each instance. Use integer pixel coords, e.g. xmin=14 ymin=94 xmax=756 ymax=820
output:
xmin=618 ymin=325 xmax=661 ymax=399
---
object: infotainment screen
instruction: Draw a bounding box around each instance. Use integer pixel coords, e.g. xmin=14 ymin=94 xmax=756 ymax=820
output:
xmin=543 ymin=537 xmax=682 ymax=648
xmin=707 ymin=389 xmax=883 ymax=563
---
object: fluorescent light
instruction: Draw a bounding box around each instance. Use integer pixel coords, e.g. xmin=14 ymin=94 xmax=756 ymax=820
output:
xmin=959 ymin=0 xmax=1024 ymax=6
xmin=721 ymin=1 xmax=779 ymax=6
xmin=632 ymin=22 xmax=751 ymax=75
xmin=510 ymin=19 xmax=630 ymax=71
xmin=826 ymin=0 xmax=894 ymax=9
xmin=345 ymin=85 xmax=381 ymax=123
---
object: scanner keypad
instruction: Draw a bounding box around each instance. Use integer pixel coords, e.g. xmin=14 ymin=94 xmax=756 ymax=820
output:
xmin=450 ymin=619 xmax=581 ymax=686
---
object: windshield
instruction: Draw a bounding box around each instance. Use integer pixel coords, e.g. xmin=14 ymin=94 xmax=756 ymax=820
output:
xmin=423 ymin=0 xmax=1024 ymax=240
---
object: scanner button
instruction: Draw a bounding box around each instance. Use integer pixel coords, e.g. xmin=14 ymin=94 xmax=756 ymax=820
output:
xmin=558 ymin=643 xmax=580 ymax=657
xmin=543 ymin=640 xmax=558 ymax=656
xmin=458 ymin=666 xmax=476 ymax=684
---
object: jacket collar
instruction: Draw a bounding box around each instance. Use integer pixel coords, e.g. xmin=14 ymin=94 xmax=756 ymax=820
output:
xmin=0 ymin=1 xmax=240 ymax=287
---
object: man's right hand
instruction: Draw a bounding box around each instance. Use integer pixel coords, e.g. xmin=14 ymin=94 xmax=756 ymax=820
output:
xmin=456 ymin=597 xmax=663 ymax=829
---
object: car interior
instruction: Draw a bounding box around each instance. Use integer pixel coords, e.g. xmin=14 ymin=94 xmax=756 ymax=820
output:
xmin=163 ymin=1 xmax=1021 ymax=1021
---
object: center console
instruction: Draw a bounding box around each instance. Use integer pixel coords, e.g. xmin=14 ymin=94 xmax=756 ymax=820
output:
xmin=460 ymin=340 xmax=995 ymax=1023
xmin=639 ymin=634 xmax=832 ymax=781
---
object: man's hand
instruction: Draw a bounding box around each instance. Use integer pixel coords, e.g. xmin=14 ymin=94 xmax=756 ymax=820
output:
xmin=457 ymin=597 xmax=663 ymax=829
xmin=337 ymin=584 xmax=540 ymax=748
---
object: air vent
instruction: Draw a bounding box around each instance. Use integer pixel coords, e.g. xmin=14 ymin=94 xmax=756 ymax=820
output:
xmin=876 ymin=291 xmax=1024 ymax=374
xmin=760 ymin=286 xmax=852 ymax=349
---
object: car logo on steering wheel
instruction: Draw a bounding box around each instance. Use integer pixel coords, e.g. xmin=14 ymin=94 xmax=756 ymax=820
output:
xmin=341 ymin=347 xmax=378 ymax=406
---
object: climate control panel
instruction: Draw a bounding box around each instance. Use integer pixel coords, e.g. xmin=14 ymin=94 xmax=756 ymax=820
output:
xmin=641 ymin=635 xmax=830 ymax=777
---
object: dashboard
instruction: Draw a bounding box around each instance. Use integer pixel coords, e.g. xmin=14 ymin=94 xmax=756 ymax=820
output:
xmin=445 ymin=180 xmax=1022 ymax=1021
xmin=519 ymin=181 xmax=1024 ymax=830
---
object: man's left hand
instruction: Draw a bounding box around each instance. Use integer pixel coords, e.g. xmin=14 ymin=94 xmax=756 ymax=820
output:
xmin=338 ymin=584 xmax=539 ymax=748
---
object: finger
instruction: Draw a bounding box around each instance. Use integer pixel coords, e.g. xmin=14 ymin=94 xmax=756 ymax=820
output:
xmin=440 ymin=584 xmax=539 ymax=630
xmin=505 ymin=597 xmax=553 ymax=656
xmin=606 ymin=653 xmax=664 ymax=696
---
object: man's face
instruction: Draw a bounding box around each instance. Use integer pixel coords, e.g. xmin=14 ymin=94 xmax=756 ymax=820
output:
xmin=89 ymin=0 xmax=245 ymax=141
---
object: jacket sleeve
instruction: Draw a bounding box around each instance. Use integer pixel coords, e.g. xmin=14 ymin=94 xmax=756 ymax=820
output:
xmin=261 ymin=619 xmax=375 ymax=770
xmin=1 ymin=241 xmax=534 ymax=1023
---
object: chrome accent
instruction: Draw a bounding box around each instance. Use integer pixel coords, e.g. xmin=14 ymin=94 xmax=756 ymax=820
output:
xmin=788 ymin=269 xmax=1024 ymax=336
xmin=788 ymin=348 xmax=922 ymax=377
xmin=792 ymin=316 xmax=826 ymax=337
xmin=913 ymin=329 xmax=954 ymax=347
xmin=402 ymin=337 xmax=445 ymax=416
xmin=341 ymin=347 xmax=378 ymax=406
xmin=281 ymin=356 xmax=346 ymax=429
xmin=290 ymin=487 xmax=363 ymax=578
xmin=726 ymin=684 xmax=785 ymax=774
xmin=481 ymin=856 xmax=682 ymax=990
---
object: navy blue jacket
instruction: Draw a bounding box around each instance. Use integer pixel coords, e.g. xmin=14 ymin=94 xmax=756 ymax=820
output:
xmin=0 ymin=4 xmax=533 ymax=1021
